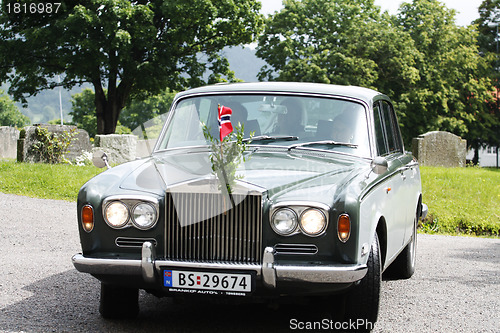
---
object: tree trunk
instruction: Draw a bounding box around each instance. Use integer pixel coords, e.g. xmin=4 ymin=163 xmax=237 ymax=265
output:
xmin=93 ymin=79 xmax=131 ymax=135
xmin=472 ymin=146 xmax=479 ymax=166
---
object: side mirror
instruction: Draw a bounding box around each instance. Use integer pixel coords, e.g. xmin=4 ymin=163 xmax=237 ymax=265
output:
xmin=92 ymin=150 xmax=110 ymax=169
xmin=370 ymin=156 xmax=388 ymax=175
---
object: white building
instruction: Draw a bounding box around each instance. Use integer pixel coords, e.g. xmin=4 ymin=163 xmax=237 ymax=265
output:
xmin=466 ymin=146 xmax=500 ymax=167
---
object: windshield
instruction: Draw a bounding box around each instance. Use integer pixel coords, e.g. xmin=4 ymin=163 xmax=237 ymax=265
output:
xmin=156 ymin=94 xmax=371 ymax=157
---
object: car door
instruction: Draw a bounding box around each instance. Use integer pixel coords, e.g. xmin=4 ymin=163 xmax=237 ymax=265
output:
xmin=380 ymin=101 xmax=421 ymax=246
xmin=373 ymin=101 xmax=408 ymax=261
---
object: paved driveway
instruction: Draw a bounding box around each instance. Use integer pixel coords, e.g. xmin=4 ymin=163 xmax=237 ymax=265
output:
xmin=0 ymin=193 xmax=498 ymax=332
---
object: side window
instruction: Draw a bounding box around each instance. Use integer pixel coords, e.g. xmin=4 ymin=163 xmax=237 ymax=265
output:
xmin=373 ymin=101 xmax=403 ymax=156
xmin=373 ymin=103 xmax=388 ymax=156
xmin=381 ymin=101 xmax=403 ymax=153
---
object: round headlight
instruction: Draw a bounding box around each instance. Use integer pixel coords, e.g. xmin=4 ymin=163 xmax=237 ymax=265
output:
xmin=105 ymin=201 xmax=129 ymax=228
xmin=300 ymin=209 xmax=327 ymax=236
xmin=271 ymin=208 xmax=298 ymax=235
xmin=132 ymin=203 xmax=157 ymax=229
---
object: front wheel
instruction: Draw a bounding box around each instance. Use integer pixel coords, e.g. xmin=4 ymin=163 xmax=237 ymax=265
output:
xmin=99 ymin=283 xmax=139 ymax=319
xmin=343 ymin=233 xmax=381 ymax=331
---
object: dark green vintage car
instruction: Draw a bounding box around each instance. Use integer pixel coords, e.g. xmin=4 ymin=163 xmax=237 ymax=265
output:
xmin=73 ymin=82 xmax=426 ymax=327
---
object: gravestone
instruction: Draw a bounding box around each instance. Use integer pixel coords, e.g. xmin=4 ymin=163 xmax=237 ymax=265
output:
xmin=94 ymin=134 xmax=137 ymax=165
xmin=0 ymin=126 xmax=20 ymax=159
xmin=17 ymin=125 xmax=91 ymax=163
xmin=412 ymin=131 xmax=467 ymax=167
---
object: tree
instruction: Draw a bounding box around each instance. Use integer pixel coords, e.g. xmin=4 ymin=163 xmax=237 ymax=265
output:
xmin=119 ymin=88 xmax=175 ymax=134
xmin=396 ymin=0 xmax=495 ymax=150
xmin=70 ymin=88 xmax=99 ymax=138
xmin=0 ymin=90 xmax=30 ymax=127
xmin=257 ymin=0 xmax=383 ymax=85
xmin=475 ymin=0 xmax=500 ymax=56
xmin=256 ymin=0 xmax=420 ymax=143
xmin=0 ymin=0 xmax=264 ymax=134
xmin=70 ymin=87 xmax=172 ymax=138
xmin=257 ymin=0 xmax=494 ymax=147
xmin=473 ymin=0 xmax=500 ymax=162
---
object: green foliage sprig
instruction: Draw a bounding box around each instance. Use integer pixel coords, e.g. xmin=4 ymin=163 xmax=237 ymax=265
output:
xmin=29 ymin=126 xmax=77 ymax=164
xmin=202 ymin=123 xmax=252 ymax=195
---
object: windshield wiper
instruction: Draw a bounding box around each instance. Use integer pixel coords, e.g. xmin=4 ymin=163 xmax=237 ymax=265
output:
xmin=243 ymin=135 xmax=299 ymax=143
xmin=287 ymin=140 xmax=358 ymax=151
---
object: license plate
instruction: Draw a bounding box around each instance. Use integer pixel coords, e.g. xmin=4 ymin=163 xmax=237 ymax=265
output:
xmin=163 ymin=269 xmax=252 ymax=295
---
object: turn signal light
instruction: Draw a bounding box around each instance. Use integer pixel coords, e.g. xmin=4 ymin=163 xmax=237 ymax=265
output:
xmin=337 ymin=214 xmax=351 ymax=243
xmin=81 ymin=205 xmax=94 ymax=232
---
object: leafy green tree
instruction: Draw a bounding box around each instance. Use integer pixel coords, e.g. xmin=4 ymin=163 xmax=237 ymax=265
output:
xmin=70 ymin=88 xmax=98 ymax=138
xmin=70 ymin=87 xmax=172 ymax=138
xmin=120 ymin=88 xmax=175 ymax=134
xmin=0 ymin=90 xmax=30 ymax=127
xmin=475 ymin=0 xmax=500 ymax=56
xmin=473 ymin=0 xmax=500 ymax=160
xmin=257 ymin=0 xmax=494 ymax=147
xmin=396 ymin=0 xmax=495 ymax=150
xmin=257 ymin=0 xmax=382 ymax=85
xmin=256 ymin=0 xmax=420 ymax=143
xmin=0 ymin=0 xmax=263 ymax=134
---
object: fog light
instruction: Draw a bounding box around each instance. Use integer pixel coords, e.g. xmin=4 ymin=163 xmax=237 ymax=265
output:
xmin=300 ymin=209 xmax=327 ymax=236
xmin=104 ymin=201 xmax=129 ymax=228
xmin=337 ymin=214 xmax=351 ymax=242
xmin=271 ymin=208 xmax=298 ymax=235
xmin=81 ymin=205 xmax=94 ymax=232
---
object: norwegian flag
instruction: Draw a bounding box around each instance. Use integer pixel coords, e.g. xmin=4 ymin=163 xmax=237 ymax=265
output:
xmin=218 ymin=105 xmax=233 ymax=141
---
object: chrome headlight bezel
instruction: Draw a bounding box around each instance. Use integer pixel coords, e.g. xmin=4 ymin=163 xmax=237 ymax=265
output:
xmin=270 ymin=202 xmax=330 ymax=237
xmin=102 ymin=195 xmax=159 ymax=230
xmin=271 ymin=207 xmax=299 ymax=236
xmin=104 ymin=201 xmax=130 ymax=229
xmin=299 ymin=208 xmax=327 ymax=236
xmin=131 ymin=202 xmax=158 ymax=230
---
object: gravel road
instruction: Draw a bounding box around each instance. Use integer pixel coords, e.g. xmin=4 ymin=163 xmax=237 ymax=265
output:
xmin=0 ymin=192 xmax=499 ymax=332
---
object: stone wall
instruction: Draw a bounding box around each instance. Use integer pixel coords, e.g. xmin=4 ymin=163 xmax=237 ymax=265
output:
xmin=94 ymin=134 xmax=138 ymax=165
xmin=17 ymin=125 xmax=91 ymax=163
xmin=412 ymin=131 xmax=467 ymax=167
xmin=0 ymin=126 xmax=20 ymax=159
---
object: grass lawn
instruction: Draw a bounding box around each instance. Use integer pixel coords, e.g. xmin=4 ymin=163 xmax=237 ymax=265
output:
xmin=0 ymin=159 xmax=498 ymax=236
xmin=0 ymin=159 xmax=103 ymax=201
xmin=421 ymin=166 xmax=500 ymax=236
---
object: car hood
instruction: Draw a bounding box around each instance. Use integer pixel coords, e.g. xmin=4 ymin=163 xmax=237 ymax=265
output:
xmin=119 ymin=148 xmax=370 ymax=206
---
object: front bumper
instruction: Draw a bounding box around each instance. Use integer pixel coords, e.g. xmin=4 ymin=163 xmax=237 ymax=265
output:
xmin=72 ymin=242 xmax=367 ymax=289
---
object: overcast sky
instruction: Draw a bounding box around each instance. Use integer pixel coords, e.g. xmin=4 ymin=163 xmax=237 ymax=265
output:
xmin=259 ymin=0 xmax=484 ymax=26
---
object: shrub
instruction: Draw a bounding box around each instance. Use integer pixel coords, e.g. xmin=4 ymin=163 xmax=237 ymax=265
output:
xmin=29 ymin=125 xmax=77 ymax=164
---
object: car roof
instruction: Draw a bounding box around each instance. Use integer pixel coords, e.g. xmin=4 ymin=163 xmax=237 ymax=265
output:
xmin=175 ymin=82 xmax=386 ymax=105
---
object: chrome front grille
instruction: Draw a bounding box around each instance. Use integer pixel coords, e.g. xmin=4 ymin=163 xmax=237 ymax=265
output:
xmin=165 ymin=192 xmax=262 ymax=264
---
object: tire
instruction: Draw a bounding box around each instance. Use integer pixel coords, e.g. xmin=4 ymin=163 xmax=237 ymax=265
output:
xmin=387 ymin=216 xmax=417 ymax=279
xmin=344 ymin=233 xmax=381 ymax=331
xmin=99 ymin=283 xmax=139 ymax=319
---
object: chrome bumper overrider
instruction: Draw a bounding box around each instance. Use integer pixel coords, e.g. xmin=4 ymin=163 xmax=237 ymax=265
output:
xmin=72 ymin=242 xmax=367 ymax=288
